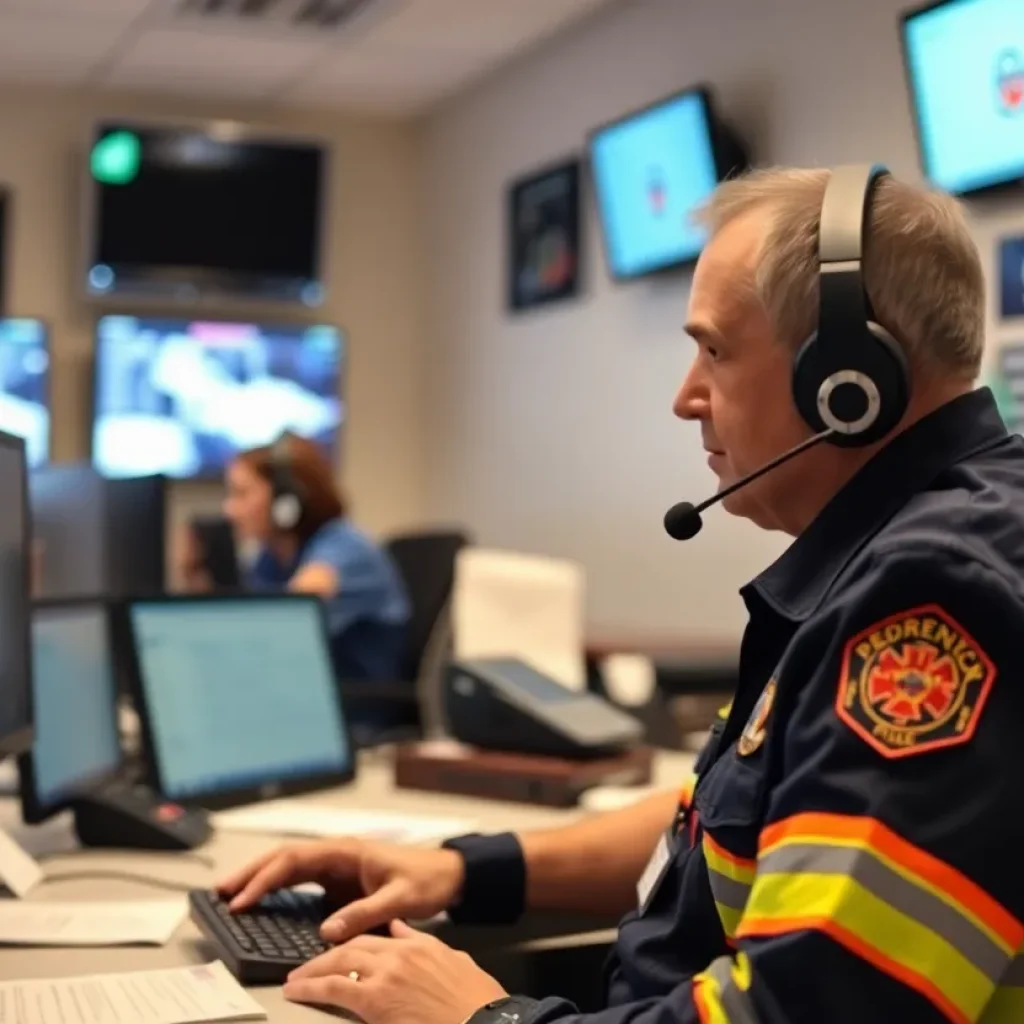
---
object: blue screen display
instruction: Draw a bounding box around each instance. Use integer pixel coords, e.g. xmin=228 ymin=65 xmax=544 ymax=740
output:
xmin=31 ymin=606 xmax=121 ymax=811
xmin=93 ymin=316 xmax=344 ymax=480
xmin=903 ymin=0 xmax=1024 ymax=195
xmin=0 ymin=319 xmax=48 ymax=469
xmin=591 ymin=91 xmax=720 ymax=279
xmin=129 ymin=598 xmax=351 ymax=801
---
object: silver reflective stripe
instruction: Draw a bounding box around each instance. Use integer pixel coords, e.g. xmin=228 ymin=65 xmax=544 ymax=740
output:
xmin=705 ymin=956 xmax=758 ymax=1023
xmin=707 ymin=869 xmax=753 ymax=912
xmin=758 ymin=842 xmax=1010 ymax=983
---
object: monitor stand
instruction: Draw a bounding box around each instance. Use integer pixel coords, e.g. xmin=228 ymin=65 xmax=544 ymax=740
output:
xmin=71 ymin=782 xmax=213 ymax=851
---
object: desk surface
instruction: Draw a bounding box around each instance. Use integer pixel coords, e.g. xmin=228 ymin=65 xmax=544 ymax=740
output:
xmin=0 ymin=748 xmax=693 ymax=1022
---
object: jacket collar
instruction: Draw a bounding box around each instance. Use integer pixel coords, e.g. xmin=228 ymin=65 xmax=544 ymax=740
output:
xmin=745 ymin=388 xmax=1009 ymax=622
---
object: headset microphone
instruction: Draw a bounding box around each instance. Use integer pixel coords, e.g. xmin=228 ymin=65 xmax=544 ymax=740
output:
xmin=664 ymin=429 xmax=835 ymax=540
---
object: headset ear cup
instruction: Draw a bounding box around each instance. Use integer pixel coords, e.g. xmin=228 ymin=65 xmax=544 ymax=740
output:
xmin=272 ymin=493 xmax=302 ymax=531
xmin=792 ymin=324 xmax=910 ymax=447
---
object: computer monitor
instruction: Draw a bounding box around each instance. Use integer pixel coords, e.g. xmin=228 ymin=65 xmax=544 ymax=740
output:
xmin=19 ymin=600 xmax=122 ymax=823
xmin=0 ymin=428 xmax=32 ymax=759
xmin=124 ymin=594 xmax=353 ymax=808
xmin=29 ymin=464 xmax=166 ymax=600
xmin=0 ymin=318 xmax=49 ymax=469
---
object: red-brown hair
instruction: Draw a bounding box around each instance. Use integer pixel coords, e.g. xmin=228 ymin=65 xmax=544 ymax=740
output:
xmin=238 ymin=435 xmax=347 ymax=545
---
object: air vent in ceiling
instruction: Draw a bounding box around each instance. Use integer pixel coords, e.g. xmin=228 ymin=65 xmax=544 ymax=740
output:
xmin=170 ymin=0 xmax=393 ymax=31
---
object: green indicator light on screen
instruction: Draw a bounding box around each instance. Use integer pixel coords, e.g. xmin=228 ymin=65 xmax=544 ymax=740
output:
xmin=91 ymin=130 xmax=141 ymax=185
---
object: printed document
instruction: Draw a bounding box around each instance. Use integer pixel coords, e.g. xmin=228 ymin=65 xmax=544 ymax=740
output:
xmin=0 ymin=960 xmax=266 ymax=1024
xmin=0 ymin=899 xmax=187 ymax=946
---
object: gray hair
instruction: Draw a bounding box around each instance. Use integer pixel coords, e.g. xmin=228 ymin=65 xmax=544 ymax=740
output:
xmin=696 ymin=167 xmax=985 ymax=380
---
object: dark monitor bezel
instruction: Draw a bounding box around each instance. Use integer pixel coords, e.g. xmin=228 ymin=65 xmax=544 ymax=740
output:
xmin=0 ymin=428 xmax=33 ymax=761
xmin=82 ymin=118 xmax=329 ymax=308
xmin=18 ymin=596 xmax=124 ymax=825
xmin=121 ymin=592 xmax=355 ymax=810
xmin=0 ymin=316 xmax=52 ymax=470
xmin=89 ymin=314 xmax=347 ymax=482
xmin=586 ymin=83 xmax=749 ymax=282
xmin=898 ymin=0 xmax=1024 ymax=199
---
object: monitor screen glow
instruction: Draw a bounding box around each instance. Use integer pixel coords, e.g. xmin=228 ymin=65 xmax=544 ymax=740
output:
xmin=0 ymin=319 xmax=49 ymax=469
xmin=590 ymin=90 xmax=721 ymax=279
xmin=92 ymin=316 xmax=344 ymax=480
xmin=902 ymin=0 xmax=1024 ymax=195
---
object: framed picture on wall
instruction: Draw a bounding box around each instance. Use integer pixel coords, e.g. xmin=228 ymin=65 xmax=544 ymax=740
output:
xmin=999 ymin=236 xmax=1024 ymax=319
xmin=507 ymin=158 xmax=581 ymax=313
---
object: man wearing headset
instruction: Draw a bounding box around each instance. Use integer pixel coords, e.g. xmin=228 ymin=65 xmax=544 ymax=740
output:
xmin=219 ymin=165 xmax=1024 ymax=1024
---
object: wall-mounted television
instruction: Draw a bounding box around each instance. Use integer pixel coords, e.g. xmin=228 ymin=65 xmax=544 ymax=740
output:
xmin=901 ymin=0 xmax=1024 ymax=196
xmin=92 ymin=316 xmax=344 ymax=481
xmin=0 ymin=318 xmax=49 ymax=469
xmin=84 ymin=121 xmax=327 ymax=306
xmin=588 ymin=86 xmax=748 ymax=281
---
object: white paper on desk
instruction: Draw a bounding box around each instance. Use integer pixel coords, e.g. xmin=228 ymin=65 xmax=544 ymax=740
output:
xmin=212 ymin=803 xmax=474 ymax=844
xmin=0 ymin=899 xmax=187 ymax=947
xmin=0 ymin=960 xmax=266 ymax=1024
xmin=0 ymin=828 xmax=43 ymax=898
xmin=452 ymin=547 xmax=586 ymax=690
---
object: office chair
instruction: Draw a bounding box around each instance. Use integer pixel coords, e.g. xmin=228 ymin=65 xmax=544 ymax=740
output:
xmin=343 ymin=528 xmax=471 ymax=745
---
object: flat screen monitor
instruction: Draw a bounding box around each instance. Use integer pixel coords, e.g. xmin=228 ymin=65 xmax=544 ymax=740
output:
xmin=84 ymin=121 xmax=326 ymax=306
xmin=0 ymin=429 xmax=32 ymax=759
xmin=125 ymin=595 xmax=353 ymax=807
xmin=0 ymin=318 xmax=49 ymax=469
xmin=92 ymin=316 xmax=344 ymax=480
xmin=20 ymin=601 xmax=121 ymax=822
xmin=589 ymin=87 xmax=746 ymax=280
xmin=901 ymin=0 xmax=1024 ymax=195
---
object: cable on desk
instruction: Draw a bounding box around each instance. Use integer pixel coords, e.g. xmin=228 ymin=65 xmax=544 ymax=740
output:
xmin=37 ymin=869 xmax=198 ymax=893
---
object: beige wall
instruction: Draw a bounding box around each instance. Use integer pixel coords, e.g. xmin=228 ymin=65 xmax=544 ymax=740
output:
xmin=0 ymin=85 xmax=429 ymax=551
xmin=419 ymin=0 xmax=1024 ymax=640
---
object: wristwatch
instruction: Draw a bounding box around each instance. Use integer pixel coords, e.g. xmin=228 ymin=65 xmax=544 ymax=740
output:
xmin=464 ymin=996 xmax=539 ymax=1024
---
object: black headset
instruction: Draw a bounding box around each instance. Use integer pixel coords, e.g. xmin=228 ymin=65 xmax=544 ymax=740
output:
xmin=267 ymin=432 xmax=306 ymax=531
xmin=791 ymin=163 xmax=910 ymax=448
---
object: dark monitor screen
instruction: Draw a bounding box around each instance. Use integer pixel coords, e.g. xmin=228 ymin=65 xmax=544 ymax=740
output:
xmin=901 ymin=0 xmax=1024 ymax=195
xmin=92 ymin=316 xmax=344 ymax=480
xmin=127 ymin=596 xmax=352 ymax=804
xmin=85 ymin=122 xmax=326 ymax=305
xmin=26 ymin=603 xmax=120 ymax=817
xmin=0 ymin=319 xmax=49 ymax=469
xmin=0 ymin=430 xmax=32 ymax=758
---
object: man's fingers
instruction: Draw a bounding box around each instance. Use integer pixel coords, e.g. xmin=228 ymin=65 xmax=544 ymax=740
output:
xmin=217 ymin=850 xmax=276 ymax=897
xmin=321 ymin=882 xmax=409 ymax=941
xmin=283 ymin=975 xmax=366 ymax=1013
xmin=228 ymin=857 xmax=302 ymax=911
xmin=289 ymin=944 xmax=378 ymax=982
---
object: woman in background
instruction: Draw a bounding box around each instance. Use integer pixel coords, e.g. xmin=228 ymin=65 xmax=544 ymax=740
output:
xmin=191 ymin=432 xmax=411 ymax=686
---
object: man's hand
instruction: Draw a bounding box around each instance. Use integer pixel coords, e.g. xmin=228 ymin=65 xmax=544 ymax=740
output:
xmin=283 ymin=920 xmax=507 ymax=1024
xmin=217 ymin=840 xmax=465 ymax=942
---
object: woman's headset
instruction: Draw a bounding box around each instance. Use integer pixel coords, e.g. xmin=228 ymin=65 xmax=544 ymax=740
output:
xmin=791 ymin=163 xmax=910 ymax=447
xmin=267 ymin=433 xmax=306 ymax=531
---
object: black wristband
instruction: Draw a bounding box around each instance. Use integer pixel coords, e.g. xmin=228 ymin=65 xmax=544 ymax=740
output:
xmin=441 ymin=832 xmax=526 ymax=925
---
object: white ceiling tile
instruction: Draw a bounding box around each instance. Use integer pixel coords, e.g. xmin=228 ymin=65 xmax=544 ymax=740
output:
xmin=103 ymin=26 xmax=331 ymax=91
xmin=0 ymin=14 xmax=124 ymax=81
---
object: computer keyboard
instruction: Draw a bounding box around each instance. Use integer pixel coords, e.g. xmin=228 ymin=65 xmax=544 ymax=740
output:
xmin=189 ymin=888 xmax=332 ymax=985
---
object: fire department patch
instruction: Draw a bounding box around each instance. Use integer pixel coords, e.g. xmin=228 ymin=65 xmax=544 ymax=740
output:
xmin=836 ymin=604 xmax=996 ymax=759
xmin=738 ymin=679 xmax=776 ymax=757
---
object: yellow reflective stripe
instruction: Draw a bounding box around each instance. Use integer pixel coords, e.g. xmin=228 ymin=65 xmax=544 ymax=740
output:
xmin=692 ymin=956 xmax=758 ymax=1024
xmin=759 ymin=814 xmax=1022 ymax=957
xmin=714 ymin=901 xmax=743 ymax=941
xmin=717 ymin=702 xmax=732 ymax=721
xmin=739 ymin=871 xmax=991 ymax=1024
xmin=703 ymin=832 xmax=756 ymax=886
xmin=680 ymin=773 xmax=696 ymax=809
